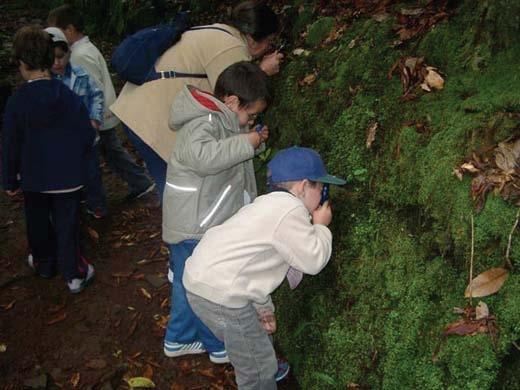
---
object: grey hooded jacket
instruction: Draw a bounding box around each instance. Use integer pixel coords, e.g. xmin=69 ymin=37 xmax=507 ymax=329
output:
xmin=162 ymin=85 xmax=257 ymax=244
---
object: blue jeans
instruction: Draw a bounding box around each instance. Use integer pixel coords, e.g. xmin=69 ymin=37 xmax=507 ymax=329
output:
xmin=164 ymin=240 xmax=224 ymax=353
xmin=99 ymin=127 xmax=153 ymax=195
xmin=85 ymin=143 xmax=107 ymax=214
xmin=122 ymin=125 xmax=167 ymax=202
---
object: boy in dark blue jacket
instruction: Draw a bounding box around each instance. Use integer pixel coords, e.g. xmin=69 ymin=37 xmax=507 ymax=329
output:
xmin=2 ymin=26 xmax=96 ymax=293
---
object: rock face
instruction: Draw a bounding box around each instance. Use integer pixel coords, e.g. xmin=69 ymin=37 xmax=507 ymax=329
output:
xmin=267 ymin=1 xmax=520 ymax=389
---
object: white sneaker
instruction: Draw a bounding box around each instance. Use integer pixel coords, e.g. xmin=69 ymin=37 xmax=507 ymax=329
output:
xmin=68 ymin=264 xmax=95 ymax=293
xmin=164 ymin=341 xmax=206 ymax=357
xmin=209 ymin=350 xmax=230 ymax=364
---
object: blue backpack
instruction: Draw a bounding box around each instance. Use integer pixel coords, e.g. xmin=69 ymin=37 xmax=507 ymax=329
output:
xmin=111 ymin=12 xmax=231 ymax=85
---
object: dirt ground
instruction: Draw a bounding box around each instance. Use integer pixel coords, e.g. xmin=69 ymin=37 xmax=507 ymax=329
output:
xmin=0 ymin=2 xmax=299 ymax=388
xmin=0 ymin=153 xmax=299 ymax=389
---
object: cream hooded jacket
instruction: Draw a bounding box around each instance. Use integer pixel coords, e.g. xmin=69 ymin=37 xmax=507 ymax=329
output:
xmin=162 ymin=85 xmax=256 ymax=244
xmin=183 ymin=191 xmax=333 ymax=309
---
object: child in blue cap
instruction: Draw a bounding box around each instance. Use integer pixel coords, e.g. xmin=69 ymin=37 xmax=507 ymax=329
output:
xmin=183 ymin=146 xmax=345 ymax=389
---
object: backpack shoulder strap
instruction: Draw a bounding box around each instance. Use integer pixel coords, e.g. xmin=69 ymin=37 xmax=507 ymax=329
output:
xmin=144 ymin=26 xmax=234 ymax=83
xmin=187 ymin=26 xmax=233 ymax=36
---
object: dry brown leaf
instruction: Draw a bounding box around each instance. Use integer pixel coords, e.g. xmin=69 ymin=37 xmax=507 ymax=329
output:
xmin=47 ymin=312 xmax=67 ymax=325
xmin=112 ymin=271 xmax=133 ymax=278
xmin=453 ymin=168 xmax=464 ymax=181
xmin=299 ymin=73 xmax=317 ymax=86
xmin=70 ymin=372 xmax=80 ymax=388
xmin=87 ymin=226 xmax=99 ymax=241
xmin=143 ymin=364 xmax=154 ymax=379
xmin=475 ymin=301 xmax=490 ymax=320
xmin=495 ymin=139 xmax=520 ymax=173
xmin=366 ymin=122 xmax=378 ymax=149
xmin=1 ymin=300 xmax=16 ymax=311
xmin=424 ymin=67 xmax=444 ymax=90
xmin=465 ymin=267 xmax=509 ymax=298
xmin=85 ymin=358 xmax=107 ymax=370
xmin=460 ymin=162 xmax=479 ymax=173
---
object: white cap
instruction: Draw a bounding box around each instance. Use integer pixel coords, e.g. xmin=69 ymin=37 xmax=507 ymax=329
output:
xmin=44 ymin=27 xmax=68 ymax=45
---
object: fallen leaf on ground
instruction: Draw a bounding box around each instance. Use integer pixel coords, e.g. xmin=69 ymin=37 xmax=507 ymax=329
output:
xmin=125 ymin=377 xmax=155 ymax=388
xmin=475 ymin=301 xmax=489 ymax=320
xmin=198 ymin=367 xmax=216 ymax=379
xmin=130 ymin=351 xmax=143 ymax=359
xmin=443 ymin=305 xmax=497 ymax=337
xmin=366 ymin=122 xmax=378 ymax=149
xmin=85 ymin=358 xmax=107 ymax=370
xmin=140 ymin=288 xmax=152 ymax=300
xmin=0 ymin=343 xmax=6 ymax=352
xmin=1 ymin=300 xmax=16 ymax=311
xmin=112 ymin=271 xmax=133 ymax=278
xmin=86 ymin=226 xmax=99 ymax=241
xmin=47 ymin=312 xmax=67 ymax=325
xmin=292 ymin=48 xmax=310 ymax=56
xmin=143 ymin=364 xmax=154 ymax=379
xmin=465 ymin=267 xmax=509 ymax=298
xmin=299 ymin=72 xmax=317 ymax=86
xmin=70 ymin=372 xmax=80 ymax=388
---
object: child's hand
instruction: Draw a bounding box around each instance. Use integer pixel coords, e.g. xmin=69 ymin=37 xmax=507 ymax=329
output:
xmin=257 ymin=309 xmax=277 ymax=334
xmin=247 ymin=131 xmax=263 ymax=150
xmin=260 ymin=52 xmax=284 ymax=76
xmin=312 ymin=200 xmax=332 ymax=226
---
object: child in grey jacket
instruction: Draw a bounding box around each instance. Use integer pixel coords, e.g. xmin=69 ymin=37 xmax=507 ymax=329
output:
xmin=184 ymin=146 xmax=346 ymax=389
xmin=162 ymin=62 xmax=270 ymax=364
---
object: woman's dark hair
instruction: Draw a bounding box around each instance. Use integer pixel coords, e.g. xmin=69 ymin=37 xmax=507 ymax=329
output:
xmin=214 ymin=61 xmax=271 ymax=107
xmin=12 ymin=26 xmax=54 ymax=71
xmin=229 ymin=1 xmax=280 ymax=42
xmin=48 ymin=4 xmax=85 ymax=33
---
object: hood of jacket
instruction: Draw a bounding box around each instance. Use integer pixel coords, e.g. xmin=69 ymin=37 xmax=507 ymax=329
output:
xmin=170 ymin=85 xmax=242 ymax=133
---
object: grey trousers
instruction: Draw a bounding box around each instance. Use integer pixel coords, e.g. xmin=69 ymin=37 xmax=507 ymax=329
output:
xmin=186 ymin=291 xmax=277 ymax=390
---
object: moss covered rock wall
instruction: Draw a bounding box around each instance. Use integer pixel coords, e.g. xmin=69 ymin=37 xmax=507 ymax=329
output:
xmin=266 ymin=1 xmax=520 ymax=388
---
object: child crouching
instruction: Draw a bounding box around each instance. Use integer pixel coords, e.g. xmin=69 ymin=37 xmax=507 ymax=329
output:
xmin=184 ymin=146 xmax=346 ymax=388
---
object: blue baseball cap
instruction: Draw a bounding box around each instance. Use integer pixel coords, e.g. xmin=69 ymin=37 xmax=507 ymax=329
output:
xmin=267 ymin=146 xmax=346 ymax=185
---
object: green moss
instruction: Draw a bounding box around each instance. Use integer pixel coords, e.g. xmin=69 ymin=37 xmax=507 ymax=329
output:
xmin=305 ymin=16 xmax=335 ymax=46
xmin=267 ymin=0 xmax=520 ymax=388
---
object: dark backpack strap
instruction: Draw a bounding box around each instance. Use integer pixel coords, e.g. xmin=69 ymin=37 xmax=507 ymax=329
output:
xmin=146 ymin=70 xmax=207 ymax=82
xmin=145 ymin=26 xmax=233 ymax=83
xmin=187 ymin=26 xmax=233 ymax=36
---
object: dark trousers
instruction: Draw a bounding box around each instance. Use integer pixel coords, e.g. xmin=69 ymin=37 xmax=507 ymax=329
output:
xmin=85 ymin=143 xmax=107 ymax=213
xmin=122 ymin=125 xmax=167 ymax=202
xmin=99 ymin=127 xmax=153 ymax=194
xmin=24 ymin=190 xmax=85 ymax=281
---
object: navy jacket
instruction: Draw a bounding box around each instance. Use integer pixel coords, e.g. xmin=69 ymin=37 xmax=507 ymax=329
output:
xmin=2 ymin=79 xmax=95 ymax=192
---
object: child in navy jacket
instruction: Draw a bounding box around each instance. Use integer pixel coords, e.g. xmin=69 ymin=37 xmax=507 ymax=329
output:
xmin=2 ymin=26 xmax=95 ymax=293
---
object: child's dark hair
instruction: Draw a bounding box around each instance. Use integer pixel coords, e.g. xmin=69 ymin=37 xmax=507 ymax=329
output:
xmin=214 ymin=61 xmax=271 ymax=107
xmin=12 ymin=26 xmax=54 ymax=71
xmin=229 ymin=1 xmax=279 ymax=42
xmin=48 ymin=4 xmax=85 ymax=33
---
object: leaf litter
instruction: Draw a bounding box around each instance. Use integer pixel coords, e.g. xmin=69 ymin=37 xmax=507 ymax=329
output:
xmin=455 ymin=137 xmax=520 ymax=211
